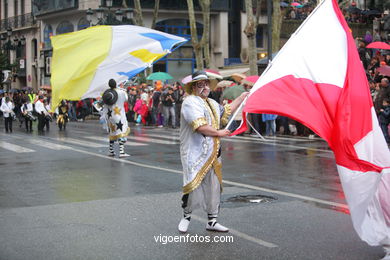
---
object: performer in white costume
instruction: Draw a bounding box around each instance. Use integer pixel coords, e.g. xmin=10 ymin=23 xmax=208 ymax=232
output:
xmin=178 ymin=70 xmax=248 ymax=233
xmin=102 ymin=79 xmax=130 ymax=157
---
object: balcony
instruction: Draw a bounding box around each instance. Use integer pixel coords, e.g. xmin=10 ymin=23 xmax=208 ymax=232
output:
xmin=0 ymin=13 xmax=37 ymax=32
xmin=32 ymin=0 xmax=78 ymax=16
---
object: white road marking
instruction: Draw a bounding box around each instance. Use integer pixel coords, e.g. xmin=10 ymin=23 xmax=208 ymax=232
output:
xmin=55 ymin=137 xmax=105 ymax=148
xmin=0 ymin=141 xmax=35 ymax=153
xmin=144 ymin=133 xmax=181 ymax=142
xmin=27 ymin=139 xmax=72 ymax=150
xmin=191 ymin=215 xmax=278 ymax=248
xmin=70 ymin=129 xmax=175 ymax=145
xmin=82 ymin=135 xmax=148 ymax=146
xmin=127 ymin=135 xmax=179 ymax=145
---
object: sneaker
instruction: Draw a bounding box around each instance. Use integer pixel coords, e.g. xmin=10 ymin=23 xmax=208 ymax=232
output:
xmin=119 ymin=153 xmax=130 ymax=158
xmin=108 ymin=153 xmax=115 ymax=157
xmin=206 ymin=221 xmax=229 ymax=232
xmin=206 ymin=222 xmax=229 ymax=232
xmin=178 ymin=218 xmax=190 ymax=233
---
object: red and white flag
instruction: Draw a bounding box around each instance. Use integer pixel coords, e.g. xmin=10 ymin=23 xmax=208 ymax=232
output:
xmin=234 ymin=0 xmax=390 ymax=245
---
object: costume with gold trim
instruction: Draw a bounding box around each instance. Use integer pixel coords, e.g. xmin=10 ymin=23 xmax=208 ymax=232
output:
xmin=180 ymin=95 xmax=231 ymax=194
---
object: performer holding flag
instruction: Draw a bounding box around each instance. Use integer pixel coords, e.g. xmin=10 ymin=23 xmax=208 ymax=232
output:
xmin=102 ymin=79 xmax=130 ymax=157
xmin=178 ymin=70 xmax=248 ymax=233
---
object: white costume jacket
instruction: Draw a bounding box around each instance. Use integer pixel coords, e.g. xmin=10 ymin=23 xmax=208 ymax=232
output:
xmin=180 ymin=95 xmax=231 ymax=194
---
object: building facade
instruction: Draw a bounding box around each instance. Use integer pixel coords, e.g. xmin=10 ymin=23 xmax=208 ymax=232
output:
xmin=31 ymin=0 xmax=237 ymax=89
xmin=0 ymin=0 xmax=268 ymax=91
xmin=0 ymin=0 xmax=39 ymax=91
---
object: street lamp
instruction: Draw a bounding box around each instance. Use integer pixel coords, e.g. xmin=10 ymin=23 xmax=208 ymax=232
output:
xmin=86 ymin=0 xmax=134 ymax=26
xmin=0 ymin=27 xmax=15 ymax=91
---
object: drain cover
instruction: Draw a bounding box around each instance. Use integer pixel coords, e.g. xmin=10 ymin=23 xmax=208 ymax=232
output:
xmin=224 ymin=194 xmax=277 ymax=204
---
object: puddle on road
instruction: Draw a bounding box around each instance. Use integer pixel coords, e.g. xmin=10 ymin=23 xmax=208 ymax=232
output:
xmin=222 ymin=194 xmax=277 ymax=208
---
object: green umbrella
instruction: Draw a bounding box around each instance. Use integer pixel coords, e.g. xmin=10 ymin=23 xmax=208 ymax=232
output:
xmin=146 ymin=72 xmax=173 ymax=81
xmin=222 ymin=84 xmax=246 ymax=100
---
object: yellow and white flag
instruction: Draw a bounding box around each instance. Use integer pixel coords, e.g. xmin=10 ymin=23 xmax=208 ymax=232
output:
xmin=50 ymin=25 xmax=187 ymax=109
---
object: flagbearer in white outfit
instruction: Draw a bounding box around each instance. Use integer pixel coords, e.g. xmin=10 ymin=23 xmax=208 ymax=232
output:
xmin=102 ymin=79 xmax=130 ymax=157
xmin=178 ymin=70 xmax=248 ymax=233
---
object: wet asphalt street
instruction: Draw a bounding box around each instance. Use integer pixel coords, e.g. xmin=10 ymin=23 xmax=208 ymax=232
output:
xmin=0 ymin=118 xmax=386 ymax=260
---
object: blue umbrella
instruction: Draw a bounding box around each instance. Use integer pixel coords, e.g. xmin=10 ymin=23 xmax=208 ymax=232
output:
xmin=0 ymin=89 xmax=4 ymax=94
xmin=280 ymin=2 xmax=289 ymax=7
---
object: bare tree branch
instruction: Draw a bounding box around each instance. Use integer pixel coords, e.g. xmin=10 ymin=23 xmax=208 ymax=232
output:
xmin=151 ymin=0 xmax=161 ymax=29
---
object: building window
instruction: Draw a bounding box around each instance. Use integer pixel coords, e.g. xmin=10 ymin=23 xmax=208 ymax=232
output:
xmin=32 ymin=38 xmax=38 ymax=59
xmin=43 ymin=24 xmax=53 ymax=50
xmin=155 ymin=19 xmax=203 ymax=40
xmin=56 ymin=21 xmax=74 ymax=35
xmin=78 ymin=18 xmax=90 ymax=30
xmin=256 ymin=25 xmax=264 ymax=48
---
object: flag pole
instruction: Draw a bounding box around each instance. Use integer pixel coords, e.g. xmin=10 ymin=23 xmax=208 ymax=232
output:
xmin=224 ymin=95 xmax=248 ymax=130
xmin=224 ymin=97 xmax=266 ymax=141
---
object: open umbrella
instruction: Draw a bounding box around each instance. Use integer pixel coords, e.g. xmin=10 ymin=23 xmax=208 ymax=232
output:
xmin=40 ymin=85 xmax=52 ymax=91
xmin=347 ymin=6 xmax=362 ymax=14
xmin=242 ymin=75 xmax=260 ymax=86
xmin=230 ymin=73 xmax=246 ymax=83
xmin=362 ymin=9 xmax=381 ymax=16
xmin=222 ymin=84 xmax=245 ymax=100
xmin=291 ymin=2 xmax=301 ymax=6
xmin=366 ymin=41 xmax=390 ymax=50
xmin=0 ymin=89 xmax=4 ymax=94
xmin=216 ymin=80 xmax=234 ymax=89
xmin=280 ymin=2 xmax=289 ymax=7
xmin=377 ymin=65 xmax=390 ymax=77
xmin=205 ymin=69 xmax=223 ymax=80
xmin=146 ymin=72 xmax=173 ymax=81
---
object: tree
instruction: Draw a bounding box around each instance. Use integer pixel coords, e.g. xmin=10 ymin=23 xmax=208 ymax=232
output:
xmin=186 ymin=0 xmax=213 ymax=70
xmin=129 ymin=0 xmax=160 ymax=29
xmin=199 ymin=0 xmax=212 ymax=68
xmin=244 ymin=0 xmax=262 ymax=75
xmin=151 ymin=0 xmax=161 ymax=29
xmin=133 ymin=0 xmax=145 ymax=26
xmin=272 ymin=0 xmax=282 ymax=53
xmin=187 ymin=0 xmax=204 ymax=70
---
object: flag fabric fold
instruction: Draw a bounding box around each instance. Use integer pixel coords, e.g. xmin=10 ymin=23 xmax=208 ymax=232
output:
xmin=234 ymin=0 xmax=390 ymax=246
xmin=50 ymin=25 xmax=187 ymax=109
